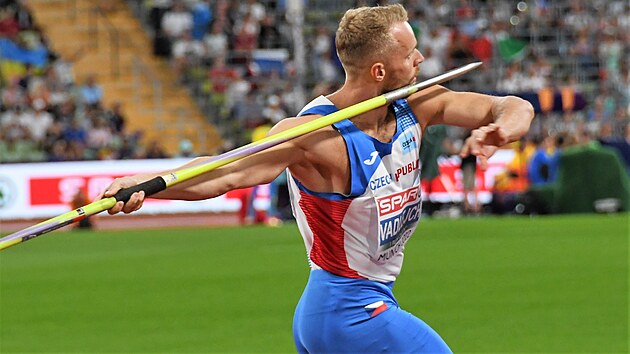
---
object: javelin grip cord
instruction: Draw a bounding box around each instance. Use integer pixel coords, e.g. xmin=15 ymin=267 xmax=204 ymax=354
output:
xmin=113 ymin=177 xmax=167 ymax=203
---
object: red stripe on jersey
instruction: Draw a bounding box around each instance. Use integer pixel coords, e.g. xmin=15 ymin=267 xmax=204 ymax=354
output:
xmin=298 ymin=192 xmax=359 ymax=278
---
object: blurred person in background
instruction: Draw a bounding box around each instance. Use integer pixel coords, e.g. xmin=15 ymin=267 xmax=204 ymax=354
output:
xmin=170 ymin=30 xmax=205 ymax=83
xmin=70 ymin=189 xmax=93 ymax=229
xmin=79 ymin=74 xmax=103 ymax=108
xmin=460 ymin=150 xmax=480 ymax=214
xmin=527 ymin=134 xmax=560 ymax=186
xmin=99 ymin=4 xmax=533 ymax=353
xmin=491 ymin=138 xmax=534 ymax=214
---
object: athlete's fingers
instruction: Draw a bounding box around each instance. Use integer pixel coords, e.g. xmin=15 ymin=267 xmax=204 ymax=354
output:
xmin=122 ymin=191 xmax=145 ymax=214
xmin=478 ymin=155 xmax=489 ymax=170
xmin=459 ymin=139 xmax=471 ymax=158
xmin=103 ymin=180 xmax=123 ymax=198
xmin=108 ymin=201 xmax=125 ymax=215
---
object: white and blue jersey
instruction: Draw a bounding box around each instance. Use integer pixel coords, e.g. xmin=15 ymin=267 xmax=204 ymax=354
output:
xmin=289 ymin=95 xmax=424 ymax=283
xmin=290 ymin=96 xmax=452 ymax=353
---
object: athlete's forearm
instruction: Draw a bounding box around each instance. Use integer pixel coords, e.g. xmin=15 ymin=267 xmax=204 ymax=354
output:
xmin=147 ymin=156 xmax=229 ymax=200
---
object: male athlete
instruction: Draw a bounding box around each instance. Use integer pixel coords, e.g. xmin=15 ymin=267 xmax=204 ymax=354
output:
xmin=100 ymin=4 xmax=534 ymax=353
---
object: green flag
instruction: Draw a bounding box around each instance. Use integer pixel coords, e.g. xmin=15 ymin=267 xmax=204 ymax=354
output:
xmin=498 ymin=37 xmax=528 ymax=62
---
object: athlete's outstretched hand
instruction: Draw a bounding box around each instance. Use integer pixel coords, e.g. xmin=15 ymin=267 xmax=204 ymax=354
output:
xmin=459 ymin=123 xmax=510 ymax=170
xmin=96 ymin=177 xmax=147 ymax=215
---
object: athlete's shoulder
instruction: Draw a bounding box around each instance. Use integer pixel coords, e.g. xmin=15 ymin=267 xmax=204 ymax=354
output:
xmin=297 ymin=95 xmax=338 ymax=117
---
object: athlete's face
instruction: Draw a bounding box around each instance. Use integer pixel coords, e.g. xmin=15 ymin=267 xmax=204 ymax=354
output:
xmin=382 ymin=22 xmax=424 ymax=91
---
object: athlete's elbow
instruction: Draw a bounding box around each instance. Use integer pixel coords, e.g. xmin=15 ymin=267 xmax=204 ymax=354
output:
xmin=505 ymin=96 xmax=535 ymax=136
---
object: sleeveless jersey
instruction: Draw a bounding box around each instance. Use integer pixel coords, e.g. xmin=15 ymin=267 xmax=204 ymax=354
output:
xmin=288 ymin=96 xmax=424 ymax=283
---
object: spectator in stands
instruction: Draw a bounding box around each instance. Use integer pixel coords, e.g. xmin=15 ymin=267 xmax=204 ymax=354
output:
xmin=570 ymin=29 xmax=596 ymax=76
xmin=563 ymin=0 xmax=594 ymax=33
xmin=555 ymin=111 xmax=581 ymax=138
xmin=0 ymin=105 xmax=28 ymax=141
xmin=491 ymin=139 xmax=534 ymax=214
xmin=611 ymin=106 xmax=629 ymax=139
xmin=0 ymin=5 xmax=20 ymax=38
xmin=42 ymin=120 xmax=64 ymax=157
xmin=105 ymin=101 xmax=127 ymax=133
xmin=0 ymin=77 xmax=26 ymax=108
xmin=520 ymin=64 xmax=547 ymax=92
xmin=419 ymin=26 xmax=451 ymax=63
xmin=230 ymin=90 xmax=263 ymax=130
xmin=45 ymin=64 xmax=72 ymax=107
xmin=310 ymin=25 xmax=338 ymax=84
xmin=161 ymin=1 xmax=192 ymax=42
xmin=203 ymin=21 xmax=228 ymax=61
xmin=527 ymin=135 xmax=559 ymax=186
xmin=224 ymin=69 xmax=251 ymax=111
xmin=62 ymin=118 xmax=88 ymax=147
xmin=145 ymin=139 xmax=170 ymax=159
xmin=445 ymin=28 xmax=473 ymax=69
xmin=53 ymin=99 xmax=76 ymax=125
xmin=585 ymin=96 xmax=608 ymax=137
xmin=258 ymin=13 xmax=282 ymax=49
xmin=232 ymin=10 xmax=260 ymax=62
xmin=47 ymin=140 xmax=69 ymax=162
xmin=598 ymin=31 xmax=623 ymax=81
xmin=469 ymin=31 xmax=493 ymax=63
xmin=497 ymin=62 xmax=524 ymax=93
xmin=460 ymin=151 xmax=480 ymax=214
xmin=79 ymin=74 xmax=103 ymax=108
xmin=239 ymin=0 xmax=265 ymax=23
xmin=48 ymin=50 xmax=79 ymax=89
xmin=190 ymin=0 xmax=212 ymax=41
xmin=261 ymin=94 xmax=287 ymax=124
xmin=27 ymin=98 xmax=53 ymax=143
xmin=65 ymin=140 xmax=86 ymax=161
xmin=27 ymin=76 xmax=51 ymax=109
xmin=177 ymin=139 xmax=195 ymax=157
xmin=86 ymin=116 xmax=114 ymax=156
xmin=417 ymin=46 xmax=444 ymax=80
xmin=116 ymin=134 xmax=140 ymax=160
xmin=17 ymin=64 xmax=35 ymax=91
xmin=205 ymin=56 xmax=238 ymax=96
xmin=171 ymin=30 xmax=205 ymax=83
xmin=148 ymin=0 xmax=172 ymax=34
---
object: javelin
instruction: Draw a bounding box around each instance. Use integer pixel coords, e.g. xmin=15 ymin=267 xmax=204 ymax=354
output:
xmin=0 ymin=62 xmax=482 ymax=251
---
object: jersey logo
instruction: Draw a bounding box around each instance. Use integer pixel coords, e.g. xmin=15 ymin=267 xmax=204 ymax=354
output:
xmin=363 ymin=151 xmax=379 ymax=165
xmin=365 ymin=300 xmax=388 ymax=318
xmin=375 ymin=186 xmax=422 ymax=261
xmin=376 ymin=187 xmax=420 ymax=217
xmin=399 ymin=130 xmax=417 ymax=155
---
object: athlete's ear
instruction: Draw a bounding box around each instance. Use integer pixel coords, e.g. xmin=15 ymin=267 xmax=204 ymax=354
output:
xmin=371 ymin=63 xmax=386 ymax=82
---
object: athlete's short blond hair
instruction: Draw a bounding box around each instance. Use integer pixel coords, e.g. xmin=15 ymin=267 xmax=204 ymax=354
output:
xmin=335 ymin=4 xmax=408 ymax=75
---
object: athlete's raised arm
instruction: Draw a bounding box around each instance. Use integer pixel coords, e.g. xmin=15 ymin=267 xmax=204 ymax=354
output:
xmin=408 ymin=85 xmax=534 ymax=168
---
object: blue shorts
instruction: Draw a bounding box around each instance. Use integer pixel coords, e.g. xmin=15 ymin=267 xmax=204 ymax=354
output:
xmin=293 ymin=270 xmax=452 ymax=354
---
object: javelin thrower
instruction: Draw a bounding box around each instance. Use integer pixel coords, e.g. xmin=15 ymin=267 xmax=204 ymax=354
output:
xmin=97 ymin=5 xmax=533 ymax=353
xmin=1 ymin=4 xmax=533 ymax=353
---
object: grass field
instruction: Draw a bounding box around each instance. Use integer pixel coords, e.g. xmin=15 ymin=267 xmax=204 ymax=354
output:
xmin=1 ymin=214 xmax=628 ymax=353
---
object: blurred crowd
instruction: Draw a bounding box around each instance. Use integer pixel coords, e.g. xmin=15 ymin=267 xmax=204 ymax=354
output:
xmin=133 ymin=0 xmax=629 ymax=152
xmin=0 ymin=0 xmax=167 ymax=162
